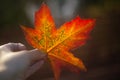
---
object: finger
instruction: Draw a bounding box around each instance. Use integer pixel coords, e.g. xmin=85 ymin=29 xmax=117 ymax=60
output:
xmin=25 ymin=60 xmax=44 ymax=79
xmin=27 ymin=49 xmax=46 ymax=65
xmin=2 ymin=43 xmax=26 ymax=52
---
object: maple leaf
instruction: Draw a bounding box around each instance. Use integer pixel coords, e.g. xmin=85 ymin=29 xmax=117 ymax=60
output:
xmin=21 ymin=3 xmax=95 ymax=80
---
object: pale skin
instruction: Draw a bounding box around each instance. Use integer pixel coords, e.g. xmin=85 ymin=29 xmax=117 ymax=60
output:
xmin=0 ymin=43 xmax=46 ymax=80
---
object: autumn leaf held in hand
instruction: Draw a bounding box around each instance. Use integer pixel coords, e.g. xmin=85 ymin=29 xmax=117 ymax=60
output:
xmin=21 ymin=3 xmax=95 ymax=80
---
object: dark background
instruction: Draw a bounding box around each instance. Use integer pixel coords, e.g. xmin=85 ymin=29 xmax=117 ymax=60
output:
xmin=0 ymin=0 xmax=120 ymax=80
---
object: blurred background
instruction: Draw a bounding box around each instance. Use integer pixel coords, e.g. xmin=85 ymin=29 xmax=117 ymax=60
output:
xmin=0 ymin=0 xmax=120 ymax=80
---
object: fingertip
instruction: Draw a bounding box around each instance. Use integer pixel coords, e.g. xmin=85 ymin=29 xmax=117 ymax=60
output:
xmin=29 ymin=49 xmax=46 ymax=56
xmin=17 ymin=43 xmax=26 ymax=50
xmin=28 ymin=49 xmax=46 ymax=64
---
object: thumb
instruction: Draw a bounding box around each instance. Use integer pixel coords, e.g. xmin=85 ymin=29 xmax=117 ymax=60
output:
xmin=27 ymin=49 xmax=46 ymax=65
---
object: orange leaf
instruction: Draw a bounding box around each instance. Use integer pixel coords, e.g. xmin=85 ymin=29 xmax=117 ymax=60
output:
xmin=21 ymin=3 xmax=95 ymax=80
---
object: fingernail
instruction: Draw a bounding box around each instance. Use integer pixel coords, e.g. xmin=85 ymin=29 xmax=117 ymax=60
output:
xmin=18 ymin=43 xmax=26 ymax=50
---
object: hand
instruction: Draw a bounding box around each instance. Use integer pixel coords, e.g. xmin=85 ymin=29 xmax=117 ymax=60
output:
xmin=0 ymin=43 xmax=46 ymax=80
